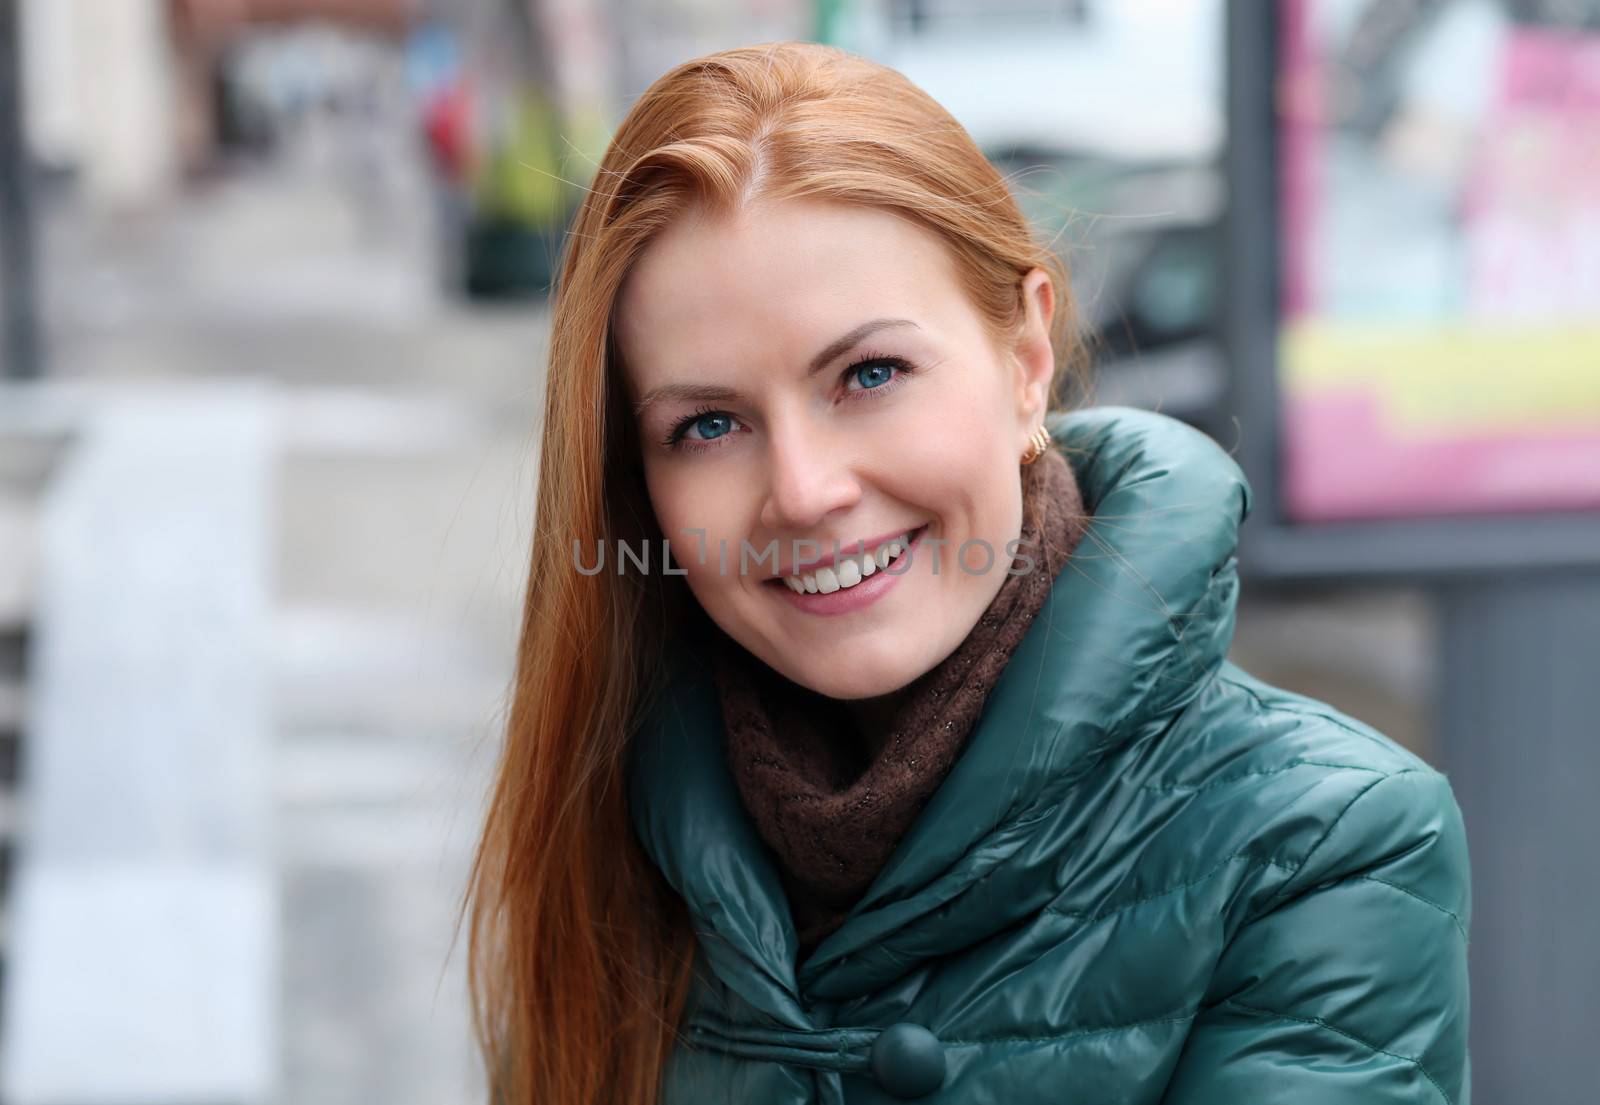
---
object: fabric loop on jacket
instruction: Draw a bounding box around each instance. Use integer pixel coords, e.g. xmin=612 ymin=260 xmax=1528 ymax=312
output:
xmin=682 ymin=1015 xmax=875 ymax=1074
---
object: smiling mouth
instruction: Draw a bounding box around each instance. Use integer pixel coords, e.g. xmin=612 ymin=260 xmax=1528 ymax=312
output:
xmin=765 ymin=524 xmax=928 ymax=595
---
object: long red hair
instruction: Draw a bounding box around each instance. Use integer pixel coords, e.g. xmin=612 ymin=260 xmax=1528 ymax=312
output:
xmin=461 ymin=41 xmax=1084 ymax=1104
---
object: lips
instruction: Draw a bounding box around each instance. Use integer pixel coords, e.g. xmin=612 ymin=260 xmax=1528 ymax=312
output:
xmin=768 ymin=525 xmax=926 ymax=579
xmin=764 ymin=524 xmax=928 ymax=595
xmin=764 ymin=523 xmax=929 ymax=615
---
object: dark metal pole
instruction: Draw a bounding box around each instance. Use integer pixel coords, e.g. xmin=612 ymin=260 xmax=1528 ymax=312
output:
xmin=1437 ymin=572 xmax=1600 ymax=1105
xmin=0 ymin=0 xmax=42 ymax=381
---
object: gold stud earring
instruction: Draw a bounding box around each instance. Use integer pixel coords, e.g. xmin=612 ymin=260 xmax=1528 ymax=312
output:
xmin=1021 ymin=425 xmax=1051 ymax=466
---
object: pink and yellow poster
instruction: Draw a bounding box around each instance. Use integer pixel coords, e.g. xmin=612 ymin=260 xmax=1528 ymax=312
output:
xmin=1279 ymin=0 xmax=1600 ymax=523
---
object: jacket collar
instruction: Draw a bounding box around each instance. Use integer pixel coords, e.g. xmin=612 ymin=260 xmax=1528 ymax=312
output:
xmin=627 ymin=407 xmax=1253 ymax=1019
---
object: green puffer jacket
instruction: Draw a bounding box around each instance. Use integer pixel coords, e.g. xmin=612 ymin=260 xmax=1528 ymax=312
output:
xmin=628 ymin=407 xmax=1471 ymax=1105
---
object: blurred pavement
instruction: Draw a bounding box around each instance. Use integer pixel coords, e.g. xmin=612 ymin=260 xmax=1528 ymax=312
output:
xmin=24 ymin=115 xmax=548 ymax=1104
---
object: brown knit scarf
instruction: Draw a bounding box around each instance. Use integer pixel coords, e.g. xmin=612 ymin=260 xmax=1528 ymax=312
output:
xmin=710 ymin=447 xmax=1088 ymax=956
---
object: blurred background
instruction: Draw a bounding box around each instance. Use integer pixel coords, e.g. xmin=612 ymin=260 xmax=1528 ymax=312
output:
xmin=0 ymin=1 xmax=1594 ymax=1103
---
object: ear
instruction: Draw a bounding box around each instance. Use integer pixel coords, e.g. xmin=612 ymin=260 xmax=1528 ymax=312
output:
xmin=1010 ymin=268 xmax=1057 ymax=445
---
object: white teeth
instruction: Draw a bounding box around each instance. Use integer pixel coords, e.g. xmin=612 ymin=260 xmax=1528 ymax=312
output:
xmin=836 ymin=559 xmax=862 ymax=587
xmin=780 ymin=528 xmax=920 ymax=596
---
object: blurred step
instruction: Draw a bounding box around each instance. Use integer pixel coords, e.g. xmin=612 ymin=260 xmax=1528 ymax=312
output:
xmin=0 ymin=673 xmax=24 ymax=787
xmin=0 ymin=505 xmax=37 ymax=635
xmin=0 ymin=784 xmax=20 ymax=849
xmin=274 ymin=605 xmax=511 ymax=735
xmin=0 ymin=659 xmax=25 ymax=738
xmin=0 ymin=393 xmax=63 ymax=1050
xmin=275 ymin=728 xmax=487 ymax=870
xmin=1 ymin=384 xmax=277 ymax=1105
xmin=0 ymin=392 xmax=74 ymax=638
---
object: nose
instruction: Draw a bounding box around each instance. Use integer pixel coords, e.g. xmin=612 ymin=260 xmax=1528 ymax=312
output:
xmin=758 ymin=420 xmax=862 ymax=532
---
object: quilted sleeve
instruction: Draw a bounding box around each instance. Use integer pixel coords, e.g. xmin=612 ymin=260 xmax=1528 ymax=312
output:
xmin=1161 ymin=768 xmax=1472 ymax=1105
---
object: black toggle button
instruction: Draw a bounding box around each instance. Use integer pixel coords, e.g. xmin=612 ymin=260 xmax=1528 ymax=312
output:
xmin=869 ymin=1022 xmax=946 ymax=1099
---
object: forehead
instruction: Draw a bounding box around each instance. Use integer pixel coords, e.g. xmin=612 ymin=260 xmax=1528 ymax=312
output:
xmin=613 ymin=199 xmax=967 ymax=396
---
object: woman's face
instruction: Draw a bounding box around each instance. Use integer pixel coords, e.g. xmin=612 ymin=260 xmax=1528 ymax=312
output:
xmin=615 ymin=197 xmax=1055 ymax=700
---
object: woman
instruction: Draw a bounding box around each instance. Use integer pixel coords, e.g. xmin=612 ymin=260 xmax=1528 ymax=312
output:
xmin=463 ymin=42 xmax=1471 ymax=1105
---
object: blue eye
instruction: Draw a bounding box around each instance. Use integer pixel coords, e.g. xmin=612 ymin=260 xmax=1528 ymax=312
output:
xmin=688 ymin=412 xmax=735 ymax=440
xmin=851 ymin=361 xmax=896 ymax=390
xmin=666 ymin=408 xmax=737 ymax=447
xmin=845 ymin=355 xmax=911 ymax=392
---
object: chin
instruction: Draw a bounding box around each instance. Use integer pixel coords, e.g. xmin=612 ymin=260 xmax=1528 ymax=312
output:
xmin=779 ymin=656 xmax=922 ymax=701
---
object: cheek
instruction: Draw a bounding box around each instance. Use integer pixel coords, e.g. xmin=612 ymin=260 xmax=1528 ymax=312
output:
xmin=889 ymin=452 xmax=1020 ymax=581
xmin=644 ymin=466 xmax=752 ymax=589
xmin=888 ymin=407 xmax=1013 ymax=517
xmin=889 ymin=356 xmax=1014 ymax=458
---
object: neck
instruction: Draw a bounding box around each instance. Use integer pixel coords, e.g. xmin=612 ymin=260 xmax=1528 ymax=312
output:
xmin=842 ymin=688 xmax=911 ymax=759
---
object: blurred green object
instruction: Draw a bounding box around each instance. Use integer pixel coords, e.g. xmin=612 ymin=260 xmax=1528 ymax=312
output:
xmin=813 ymin=0 xmax=846 ymax=44
xmin=464 ymin=85 xmax=574 ymax=299
xmin=474 ymin=86 xmax=565 ymax=226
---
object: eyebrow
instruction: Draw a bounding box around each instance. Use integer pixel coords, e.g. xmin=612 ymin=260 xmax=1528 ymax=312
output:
xmin=630 ymin=317 xmax=921 ymax=419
